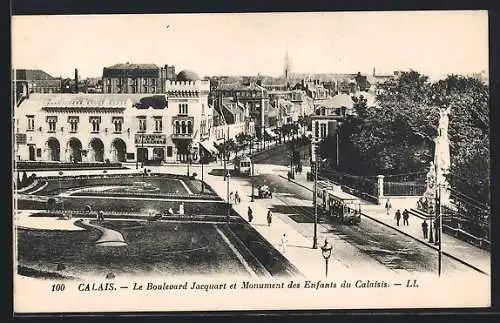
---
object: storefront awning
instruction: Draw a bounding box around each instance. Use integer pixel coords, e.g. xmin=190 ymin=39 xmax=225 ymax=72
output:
xmin=199 ymin=140 xmax=218 ymax=155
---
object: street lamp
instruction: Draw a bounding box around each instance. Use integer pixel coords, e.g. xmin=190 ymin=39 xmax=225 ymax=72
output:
xmin=226 ymin=170 xmax=231 ymax=225
xmin=187 ymin=143 xmax=192 ymax=178
xmin=58 ymin=171 xmax=64 ymax=216
xmin=249 ymin=135 xmax=255 ymax=202
xmin=200 ymin=150 xmax=205 ymax=193
xmin=320 ymin=238 xmax=332 ymax=278
xmin=312 ymin=146 xmax=319 ymax=249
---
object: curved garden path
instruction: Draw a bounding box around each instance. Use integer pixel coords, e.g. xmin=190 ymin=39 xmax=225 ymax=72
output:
xmin=80 ymin=219 xmax=127 ymax=247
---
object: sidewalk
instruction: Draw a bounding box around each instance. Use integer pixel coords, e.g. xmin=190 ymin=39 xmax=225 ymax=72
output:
xmin=284 ymin=167 xmax=491 ymax=276
xmin=202 ymin=164 xmax=401 ymax=278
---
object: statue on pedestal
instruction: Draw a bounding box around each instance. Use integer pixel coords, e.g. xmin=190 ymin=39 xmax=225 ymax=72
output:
xmin=434 ymin=105 xmax=452 ymax=207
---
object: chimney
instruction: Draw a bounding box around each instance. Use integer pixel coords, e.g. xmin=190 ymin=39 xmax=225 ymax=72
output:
xmin=74 ymin=68 xmax=79 ymax=93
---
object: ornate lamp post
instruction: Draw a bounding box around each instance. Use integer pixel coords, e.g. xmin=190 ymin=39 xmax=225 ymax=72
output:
xmin=320 ymin=238 xmax=332 ymax=278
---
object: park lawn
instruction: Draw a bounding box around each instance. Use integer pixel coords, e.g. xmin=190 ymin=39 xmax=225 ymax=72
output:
xmin=16 ymin=221 xmax=250 ymax=278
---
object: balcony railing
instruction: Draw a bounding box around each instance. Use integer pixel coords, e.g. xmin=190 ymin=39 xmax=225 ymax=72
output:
xmin=171 ymin=132 xmax=194 ymax=139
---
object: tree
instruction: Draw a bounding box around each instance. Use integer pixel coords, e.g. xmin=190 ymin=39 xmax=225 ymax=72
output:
xmin=345 ymin=71 xmax=437 ymax=175
xmin=341 ymin=71 xmax=490 ymax=208
xmin=235 ymin=133 xmax=248 ymax=157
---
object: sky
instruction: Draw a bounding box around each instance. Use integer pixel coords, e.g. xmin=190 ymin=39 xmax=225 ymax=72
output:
xmin=12 ymin=11 xmax=488 ymax=80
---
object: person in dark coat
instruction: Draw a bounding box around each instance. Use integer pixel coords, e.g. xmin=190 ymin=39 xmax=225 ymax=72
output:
xmin=247 ymin=206 xmax=253 ymax=223
xmin=267 ymin=210 xmax=273 ymax=226
xmin=394 ymin=209 xmax=401 ymax=226
xmin=421 ymin=220 xmax=429 ymax=239
xmin=402 ymin=209 xmax=410 ymax=226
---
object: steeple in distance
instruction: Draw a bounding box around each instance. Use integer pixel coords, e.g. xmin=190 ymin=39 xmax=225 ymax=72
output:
xmin=283 ymin=47 xmax=291 ymax=80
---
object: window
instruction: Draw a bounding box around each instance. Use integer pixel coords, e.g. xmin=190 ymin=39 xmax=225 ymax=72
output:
xmin=27 ymin=116 xmax=34 ymax=131
xmin=113 ymin=117 xmax=123 ymax=133
xmin=154 ymin=117 xmax=163 ymax=132
xmin=89 ymin=117 xmax=101 ymax=133
xmin=47 ymin=116 xmax=57 ymax=133
xmin=151 ymin=86 xmax=156 ymax=93
xmin=187 ymin=121 xmax=193 ymax=134
xmin=143 ymin=86 xmax=148 ymax=93
xmin=181 ymin=121 xmax=186 ymax=134
xmin=314 ymin=121 xmax=319 ymax=139
xmin=167 ymin=146 xmax=173 ymax=157
xmin=138 ymin=117 xmax=146 ymax=132
xmin=320 ymin=123 xmax=327 ymax=138
xmin=178 ymin=103 xmax=188 ymax=115
xmin=175 ymin=121 xmax=180 ymax=134
xmin=68 ymin=116 xmax=79 ymax=133
xmin=202 ymin=104 xmax=205 ymax=115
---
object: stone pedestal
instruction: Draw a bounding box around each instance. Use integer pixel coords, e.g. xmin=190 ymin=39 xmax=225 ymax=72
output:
xmin=377 ymin=175 xmax=385 ymax=202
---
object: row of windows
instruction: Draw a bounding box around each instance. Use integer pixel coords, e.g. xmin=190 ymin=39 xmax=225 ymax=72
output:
xmin=314 ymin=121 xmax=327 ymax=139
xmin=105 ymin=78 xmax=157 ymax=86
xmin=106 ymin=86 xmax=157 ymax=94
xmin=174 ymin=120 xmax=193 ymax=135
xmin=28 ymin=116 xmax=165 ymax=134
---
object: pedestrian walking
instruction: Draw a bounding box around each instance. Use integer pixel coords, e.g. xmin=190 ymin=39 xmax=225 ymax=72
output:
xmin=229 ymin=191 xmax=234 ymax=203
xmin=422 ymin=220 xmax=429 ymax=239
xmin=402 ymin=209 xmax=410 ymax=226
xmin=267 ymin=210 xmax=273 ymax=226
xmin=247 ymin=206 xmax=253 ymax=223
xmin=385 ymin=198 xmax=392 ymax=215
xmin=394 ymin=209 xmax=401 ymax=226
xmin=281 ymin=234 xmax=288 ymax=254
xmin=235 ymin=191 xmax=240 ymax=204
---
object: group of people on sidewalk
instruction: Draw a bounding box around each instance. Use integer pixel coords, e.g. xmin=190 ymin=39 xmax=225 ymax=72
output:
xmin=385 ymin=199 xmax=440 ymax=242
xmin=247 ymin=206 xmax=273 ymax=226
xmin=394 ymin=209 xmax=410 ymax=226
xmin=229 ymin=191 xmax=241 ymax=204
xmin=247 ymin=206 xmax=288 ymax=254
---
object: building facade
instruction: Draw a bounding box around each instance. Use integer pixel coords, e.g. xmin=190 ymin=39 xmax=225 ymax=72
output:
xmin=102 ymin=63 xmax=176 ymax=94
xmin=212 ymin=82 xmax=271 ymax=138
xmin=14 ymin=75 xmax=212 ymax=165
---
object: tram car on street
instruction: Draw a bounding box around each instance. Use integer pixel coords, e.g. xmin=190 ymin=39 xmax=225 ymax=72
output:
xmin=316 ymin=183 xmax=362 ymax=225
xmin=234 ymin=155 xmax=252 ymax=176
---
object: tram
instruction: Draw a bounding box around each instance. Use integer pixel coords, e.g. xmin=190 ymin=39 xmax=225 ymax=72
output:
xmin=234 ymin=155 xmax=252 ymax=176
xmin=316 ymin=183 xmax=362 ymax=225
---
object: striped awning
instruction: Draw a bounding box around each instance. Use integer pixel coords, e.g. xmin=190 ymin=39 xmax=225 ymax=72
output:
xmin=200 ymin=140 xmax=218 ymax=155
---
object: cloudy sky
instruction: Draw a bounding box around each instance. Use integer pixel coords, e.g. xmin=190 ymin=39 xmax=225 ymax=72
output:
xmin=12 ymin=11 xmax=488 ymax=80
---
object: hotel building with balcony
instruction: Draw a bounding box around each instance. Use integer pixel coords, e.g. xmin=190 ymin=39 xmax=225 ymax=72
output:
xmin=14 ymin=70 xmax=212 ymax=165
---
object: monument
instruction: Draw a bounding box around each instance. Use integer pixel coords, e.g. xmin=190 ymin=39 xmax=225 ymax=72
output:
xmin=434 ymin=105 xmax=452 ymax=207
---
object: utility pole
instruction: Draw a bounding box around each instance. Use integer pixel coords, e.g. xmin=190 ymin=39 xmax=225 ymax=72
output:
xmin=437 ymin=183 xmax=442 ymax=276
xmin=141 ymin=133 xmax=144 ymax=169
xmin=312 ymin=145 xmax=318 ymax=249
xmin=250 ymin=134 xmax=255 ymax=202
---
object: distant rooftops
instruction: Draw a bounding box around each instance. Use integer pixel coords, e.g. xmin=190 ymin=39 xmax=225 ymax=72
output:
xmin=105 ymin=62 xmax=160 ymax=70
xmin=15 ymin=69 xmax=59 ymax=80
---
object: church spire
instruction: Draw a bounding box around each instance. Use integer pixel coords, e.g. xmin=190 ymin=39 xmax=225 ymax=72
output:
xmin=283 ymin=48 xmax=291 ymax=80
